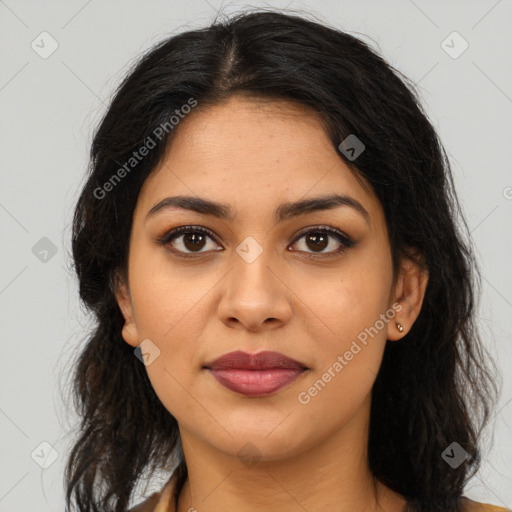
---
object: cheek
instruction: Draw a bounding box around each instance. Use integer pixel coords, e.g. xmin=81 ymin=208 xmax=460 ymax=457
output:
xmin=129 ymin=245 xmax=213 ymax=342
xmin=299 ymin=248 xmax=393 ymax=398
xmin=127 ymin=252 xmax=211 ymax=413
xmin=307 ymin=255 xmax=392 ymax=351
xmin=294 ymin=286 xmax=391 ymax=442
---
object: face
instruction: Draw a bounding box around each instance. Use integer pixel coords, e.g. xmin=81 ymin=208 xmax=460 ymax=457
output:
xmin=115 ymin=95 xmax=427 ymax=464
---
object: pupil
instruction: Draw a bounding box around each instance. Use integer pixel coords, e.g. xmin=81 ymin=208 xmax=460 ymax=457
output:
xmin=184 ymin=233 xmax=206 ymax=251
xmin=307 ymin=233 xmax=328 ymax=252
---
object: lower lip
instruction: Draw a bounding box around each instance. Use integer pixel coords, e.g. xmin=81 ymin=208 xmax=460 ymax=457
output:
xmin=208 ymin=368 xmax=307 ymax=397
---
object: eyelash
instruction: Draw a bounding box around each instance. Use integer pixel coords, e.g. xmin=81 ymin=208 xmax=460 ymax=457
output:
xmin=156 ymin=225 xmax=355 ymax=259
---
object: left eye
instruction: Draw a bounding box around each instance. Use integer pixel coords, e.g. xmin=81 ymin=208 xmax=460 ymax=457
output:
xmin=290 ymin=227 xmax=353 ymax=256
xmin=157 ymin=226 xmax=353 ymax=257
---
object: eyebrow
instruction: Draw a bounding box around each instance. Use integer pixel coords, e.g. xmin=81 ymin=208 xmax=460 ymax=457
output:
xmin=146 ymin=193 xmax=370 ymax=225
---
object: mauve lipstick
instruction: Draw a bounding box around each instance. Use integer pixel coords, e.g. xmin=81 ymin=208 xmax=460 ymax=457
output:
xmin=204 ymin=350 xmax=309 ymax=397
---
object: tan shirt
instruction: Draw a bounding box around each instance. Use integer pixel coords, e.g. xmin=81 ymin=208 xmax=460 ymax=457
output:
xmin=128 ymin=473 xmax=179 ymax=512
xmin=128 ymin=473 xmax=511 ymax=512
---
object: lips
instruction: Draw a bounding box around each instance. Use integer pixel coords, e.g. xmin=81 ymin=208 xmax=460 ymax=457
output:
xmin=204 ymin=350 xmax=309 ymax=397
xmin=205 ymin=350 xmax=308 ymax=371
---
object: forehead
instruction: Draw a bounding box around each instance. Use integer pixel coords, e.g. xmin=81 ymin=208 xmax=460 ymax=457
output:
xmin=166 ymin=94 xmax=337 ymax=160
xmin=134 ymin=95 xmax=381 ymax=226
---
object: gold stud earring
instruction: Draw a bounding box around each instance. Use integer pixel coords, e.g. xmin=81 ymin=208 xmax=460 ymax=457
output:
xmin=396 ymin=322 xmax=404 ymax=333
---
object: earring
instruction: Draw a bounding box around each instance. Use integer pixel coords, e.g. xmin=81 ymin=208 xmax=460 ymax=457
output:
xmin=396 ymin=322 xmax=404 ymax=333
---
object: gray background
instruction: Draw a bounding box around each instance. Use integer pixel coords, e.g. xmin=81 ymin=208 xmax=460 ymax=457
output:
xmin=1 ymin=0 xmax=511 ymax=510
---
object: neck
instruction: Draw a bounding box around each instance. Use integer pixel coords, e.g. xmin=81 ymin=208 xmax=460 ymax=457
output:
xmin=176 ymin=395 xmax=406 ymax=512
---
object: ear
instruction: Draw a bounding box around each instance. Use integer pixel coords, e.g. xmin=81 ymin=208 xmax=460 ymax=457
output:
xmin=386 ymin=249 xmax=429 ymax=341
xmin=113 ymin=269 xmax=140 ymax=348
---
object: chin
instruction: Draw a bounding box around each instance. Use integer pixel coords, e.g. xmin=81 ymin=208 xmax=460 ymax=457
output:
xmin=211 ymin=428 xmax=312 ymax=464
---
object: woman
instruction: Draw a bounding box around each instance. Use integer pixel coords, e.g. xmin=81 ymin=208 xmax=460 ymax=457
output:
xmin=64 ymin=9 xmax=509 ymax=512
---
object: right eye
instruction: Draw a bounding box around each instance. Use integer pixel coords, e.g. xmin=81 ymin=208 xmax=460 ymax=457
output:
xmin=157 ymin=225 xmax=223 ymax=257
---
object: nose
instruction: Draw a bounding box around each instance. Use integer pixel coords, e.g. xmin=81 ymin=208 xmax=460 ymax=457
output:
xmin=217 ymin=247 xmax=293 ymax=332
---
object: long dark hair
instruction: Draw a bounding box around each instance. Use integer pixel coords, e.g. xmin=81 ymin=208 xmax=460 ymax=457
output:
xmin=64 ymin=8 xmax=499 ymax=511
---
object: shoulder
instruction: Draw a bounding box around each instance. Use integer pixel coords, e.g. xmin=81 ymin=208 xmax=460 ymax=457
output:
xmin=460 ymin=496 xmax=511 ymax=512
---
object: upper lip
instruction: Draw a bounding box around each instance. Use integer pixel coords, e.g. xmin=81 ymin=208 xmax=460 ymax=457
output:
xmin=204 ymin=350 xmax=308 ymax=370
